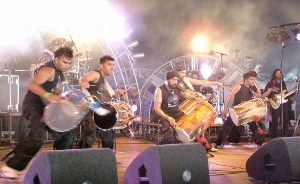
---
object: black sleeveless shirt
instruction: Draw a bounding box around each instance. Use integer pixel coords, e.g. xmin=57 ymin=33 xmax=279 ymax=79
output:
xmin=23 ymin=60 xmax=64 ymax=108
xmin=233 ymin=84 xmax=257 ymax=106
xmin=160 ymin=84 xmax=183 ymax=119
xmin=87 ymin=70 xmax=105 ymax=102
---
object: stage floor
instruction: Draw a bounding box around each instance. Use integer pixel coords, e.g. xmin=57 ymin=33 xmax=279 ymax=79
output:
xmin=0 ymin=137 xmax=265 ymax=184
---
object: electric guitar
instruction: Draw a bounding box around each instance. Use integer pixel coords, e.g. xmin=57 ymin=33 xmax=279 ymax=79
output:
xmin=269 ymin=87 xmax=299 ymax=109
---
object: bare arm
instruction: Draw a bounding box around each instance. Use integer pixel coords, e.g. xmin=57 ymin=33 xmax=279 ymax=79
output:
xmin=79 ymin=71 xmax=100 ymax=88
xmin=28 ymin=67 xmax=61 ymax=102
xmin=188 ymin=77 xmax=223 ymax=87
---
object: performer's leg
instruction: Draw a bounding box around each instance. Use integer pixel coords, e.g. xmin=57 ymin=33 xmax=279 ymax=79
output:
xmin=282 ymin=103 xmax=290 ymax=137
xmin=215 ymin=116 xmax=235 ymax=146
xmin=5 ymin=107 xmax=46 ymax=171
xmin=159 ymin=118 xmax=180 ymax=144
xmin=98 ymin=129 xmax=115 ymax=149
xmin=248 ymin=121 xmax=265 ymax=146
xmin=52 ymin=129 xmax=76 ymax=150
xmin=270 ymin=108 xmax=280 ymax=138
xmin=76 ymin=111 xmax=97 ymax=148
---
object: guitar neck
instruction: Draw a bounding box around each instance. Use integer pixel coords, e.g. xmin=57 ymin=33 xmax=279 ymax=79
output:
xmin=282 ymin=88 xmax=297 ymax=98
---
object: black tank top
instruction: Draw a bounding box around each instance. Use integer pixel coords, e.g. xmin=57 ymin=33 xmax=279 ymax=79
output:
xmin=88 ymin=70 xmax=105 ymax=102
xmin=233 ymin=84 xmax=256 ymax=106
xmin=160 ymin=84 xmax=183 ymax=119
xmin=23 ymin=60 xmax=64 ymax=108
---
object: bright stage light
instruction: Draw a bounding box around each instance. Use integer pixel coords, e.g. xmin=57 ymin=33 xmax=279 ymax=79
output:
xmin=0 ymin=0 xmax=128 ymax=48
xmin=200 ymin=63 xmax=212 ymax=79
xmin=133 ymin=53 xmax=145 ymax=58
xmin=191 ymin=35 xmax=208 ymax=53
xmin=297 ymin=33 xmax=300 ymax=41
xmin=131 ymin=105 xmax=137 ymax=112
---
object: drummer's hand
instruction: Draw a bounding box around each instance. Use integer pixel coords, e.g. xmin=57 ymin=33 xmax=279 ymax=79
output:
xmin=221 ymin=110 xmax=228 ymax=119
xmin=115 ymin=89 xmax=127 ymax=96
xmin=167 ymin=117 xmax=176 ymax=127
xmin=80 ymin=81 xmax=90 ymax=89
xmin=47 ymin=94 xmax=63 ymax=103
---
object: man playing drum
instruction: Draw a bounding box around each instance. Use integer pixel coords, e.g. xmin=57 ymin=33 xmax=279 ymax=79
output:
xmin=0 ymin=47 xmax=75 ymax=179
xmin=215 ymin=71 xmax=274 ymax=148
xmin=153 ymin=71 xmax=185 ymax=144
xmin=77 ymin=55 xmax=126 ymax=149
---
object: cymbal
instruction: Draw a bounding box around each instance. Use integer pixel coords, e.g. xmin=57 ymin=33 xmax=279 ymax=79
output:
xmin=208 ymin=72 xmax=225 ymax=81
xmin=49 ymin=38 xmax=66 ymax=47
xmin=64 ymin=41 xmax=75 ymax=48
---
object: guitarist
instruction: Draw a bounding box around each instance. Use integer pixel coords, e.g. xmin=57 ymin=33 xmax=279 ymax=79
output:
xmin=264 ymin=69 xmax=291 ymax=138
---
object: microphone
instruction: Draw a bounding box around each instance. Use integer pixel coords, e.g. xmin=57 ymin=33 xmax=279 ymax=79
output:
xmin=292 ymin=76 xmax=300 ymax=85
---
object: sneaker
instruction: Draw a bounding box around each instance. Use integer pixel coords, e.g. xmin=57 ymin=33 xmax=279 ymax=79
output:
xmin=0 ymin=164 xmax=19 ymax=180
xmin=215 ymin=144 xmax=224 ymax=149
xmin=209 ymin=147 xmax=218 ymax=152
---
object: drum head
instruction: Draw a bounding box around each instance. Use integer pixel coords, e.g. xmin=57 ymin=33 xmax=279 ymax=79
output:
xmin=229 ymin=108 xmax=239 ymax=126
xmin=94 ymin=103 xmax=117 ymax=129
xmin=44 ymin=100 xmax=81 ymax=132
xmin=175 ymin=127 xmax=192 ymax=143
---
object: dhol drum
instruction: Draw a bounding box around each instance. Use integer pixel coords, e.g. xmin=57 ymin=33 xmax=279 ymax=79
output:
xmin=43 ymin=90 xmax=88 ymax=132
xmin=93 ymin=101 xmax=134 ymax=130
xmin=175 ymin=99 xmax=217 ymax=143
xmin=229 ymin=98 xmax=267 ymax=126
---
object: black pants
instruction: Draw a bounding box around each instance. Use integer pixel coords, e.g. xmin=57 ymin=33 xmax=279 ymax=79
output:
xmin=270 ymin=103 xmax=290 ymax=138
xmin=216 ymin=116 xmax=265 ymax=146
xmin=158 ymin=118 xmax=181 ymax=145
xmin=77 ymin=111 xmax=115 ymax=149
xmin=6 ymin=105 xmax=76 ymax=171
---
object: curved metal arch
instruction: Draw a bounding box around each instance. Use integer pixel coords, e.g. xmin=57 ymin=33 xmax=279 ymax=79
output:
xmin=99 ymin=38 xmax=141 ymax=107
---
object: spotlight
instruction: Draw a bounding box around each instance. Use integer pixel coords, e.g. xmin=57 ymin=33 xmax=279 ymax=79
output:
xmin=133 ymin=53 xmax=145 ymax=58
xmin=127 ymin=41 xmax=139 ymax=48
xmin=200 ymin=63 xmax=212 ymax=79
xmin=280 ymin=31 xmax=291 ymax=42
xmin=191 ymin=35 xmax=208 ymax=53
xmin=266 ymin=31 xmax=278 ymax=42
xmin=291 ymin=28 xmax=300 ymax=41
xmin=297 ymin=33 xmax=300 ymax=41
xmin=131 ymin=105 xmax=137 ymax=112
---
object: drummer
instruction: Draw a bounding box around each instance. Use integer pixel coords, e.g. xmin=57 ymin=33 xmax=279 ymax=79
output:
xmin=77 ymin=55 xmax=126 ymax=149
xmin=215 ymin=71 xmax=274 ymax=148
xmin=153 ymin=71 xmax=190 ymax=144
xmin=0 ymin=47 xmax=75 ymax=179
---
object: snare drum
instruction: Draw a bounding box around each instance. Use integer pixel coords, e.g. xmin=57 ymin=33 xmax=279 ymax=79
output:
xmin=229 ymin=98 xmax=267 ymax=126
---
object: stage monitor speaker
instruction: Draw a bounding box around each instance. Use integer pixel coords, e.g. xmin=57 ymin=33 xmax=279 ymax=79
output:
xmin=23 ymin=148 xmax=117 ymax=184
xmin=123 ymin=143 xmax=209 ymax=184
xmin=246 ymin=137 xmax=300 ymax=183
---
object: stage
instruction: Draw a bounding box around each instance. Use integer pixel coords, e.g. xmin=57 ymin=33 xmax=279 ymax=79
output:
xmin=0 ymin=137 xmax=266 ymax=184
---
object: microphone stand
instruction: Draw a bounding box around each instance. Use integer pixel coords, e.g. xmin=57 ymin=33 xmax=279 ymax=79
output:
xmin=211 ymin=50 xmax=226 ymax=114
xmin=280 ymin=42 xmax=285 ymax=137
